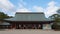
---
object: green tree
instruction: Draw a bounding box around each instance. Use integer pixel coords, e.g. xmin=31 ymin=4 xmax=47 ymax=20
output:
xmin=49 ymin=14 xmax=60 ymax=24
xmin=0 ymin=12 xmax=10 ymax=20
xmin=49 ymin=14 xmax=60 ymax=30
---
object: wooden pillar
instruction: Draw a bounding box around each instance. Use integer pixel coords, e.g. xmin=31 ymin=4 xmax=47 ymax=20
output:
xmin=13 ymin=23 xmax=16 ymax=29
xmin=10 ymin=23 xmax=13 ymax=29
xmin=10 ymin=23 xmax=16 ymax=29
xmin=41 ymin=24 xmax=43 ymax=29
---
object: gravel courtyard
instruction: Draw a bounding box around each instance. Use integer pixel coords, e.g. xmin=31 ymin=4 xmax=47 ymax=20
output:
xmin=0 ymin=29 xmax=60 ymax=34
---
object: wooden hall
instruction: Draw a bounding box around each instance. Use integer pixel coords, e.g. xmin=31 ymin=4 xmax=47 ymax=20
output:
xmin=3 ymin=12 xmax=54 ymax=29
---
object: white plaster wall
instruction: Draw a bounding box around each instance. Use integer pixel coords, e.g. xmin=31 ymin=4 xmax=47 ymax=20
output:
xmin=43 ymin=24 xmax=52 ymax=30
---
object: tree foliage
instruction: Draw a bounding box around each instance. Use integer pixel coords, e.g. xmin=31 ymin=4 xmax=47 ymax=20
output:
xmin=50 ymin=14 xmax=60 ymax=22
xmin=0 ymin=12 xmax=11 ymax=20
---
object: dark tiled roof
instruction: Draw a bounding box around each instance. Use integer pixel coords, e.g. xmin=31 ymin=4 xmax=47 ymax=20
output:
xmin=5 ymin=12 xmax=53 ymax=21
xmin=16 ymin=12 xmax=44 ymax=14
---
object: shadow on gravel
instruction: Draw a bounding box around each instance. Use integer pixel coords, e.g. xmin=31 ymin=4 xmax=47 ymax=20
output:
xmin=0 ymin=29 xmax=7 ymax=31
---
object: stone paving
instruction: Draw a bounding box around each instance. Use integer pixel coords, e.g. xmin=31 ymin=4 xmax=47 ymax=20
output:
xmin=0 ymin=29 xmax=60 ymax=34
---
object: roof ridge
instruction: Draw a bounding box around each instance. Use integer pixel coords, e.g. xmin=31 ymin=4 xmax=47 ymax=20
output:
xmin=16 ymin=12 xmax=44 ymax=14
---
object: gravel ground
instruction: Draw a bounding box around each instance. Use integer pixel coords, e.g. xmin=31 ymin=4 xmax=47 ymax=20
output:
xmin=0 ymin=29 xmax=60 ymax=34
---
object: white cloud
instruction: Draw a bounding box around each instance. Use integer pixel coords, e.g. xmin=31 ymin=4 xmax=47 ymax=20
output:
xmin=33 ymin=1 xmax=59 ymax=18
xmin=16 ymin=0 xmax=32 ymax=12
xmin=33 ymin=6 xmax=44 ymax=12
xmin=17 ymin=0 xmax=27 ymax=8
xmin=45 ymin=1 xmax=59 ymax=18
xmin=16 ymin=8 xmax=32 ymax=12
xmin=0 ymin=0 xmax=15 ymax=16
xmin=48 ymin=1 xmax=56 ymax=6
xmin=0 ymin=0 xmax=14 ymax=11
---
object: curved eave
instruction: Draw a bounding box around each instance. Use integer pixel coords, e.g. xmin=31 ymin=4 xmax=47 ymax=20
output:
xmin=4 ymin=20 xmax=54 ymax=24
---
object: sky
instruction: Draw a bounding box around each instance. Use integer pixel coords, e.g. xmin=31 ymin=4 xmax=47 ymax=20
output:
xmin=0 ymin=0 xmax=60 ymax=18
